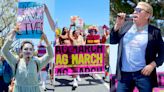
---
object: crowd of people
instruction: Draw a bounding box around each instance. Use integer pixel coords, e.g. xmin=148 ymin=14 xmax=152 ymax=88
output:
xmin=2 ymin=1 xmax=163 ymax=92
xmin=44 ymin=4 xmax=111 ymax=90
xmin=56 ymin=24 xmax=109 ymax=45
xmin=0 ymin=4 xmax=110 ymax=92
xmin=55 ymin=24 xmax=110 ymax=89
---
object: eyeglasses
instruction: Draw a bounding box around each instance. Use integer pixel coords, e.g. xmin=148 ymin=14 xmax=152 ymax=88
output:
xmin=134 ymin=8 xmax=149 ymax=13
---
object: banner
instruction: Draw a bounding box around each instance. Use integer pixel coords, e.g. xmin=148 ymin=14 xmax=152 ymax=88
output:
xmin=55 ymin=45 xmax=105 ymax=76
xmin=16 ymin=2 xmax=44 ymax=39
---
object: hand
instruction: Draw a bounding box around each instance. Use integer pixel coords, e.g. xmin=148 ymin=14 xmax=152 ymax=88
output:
xmin=141 ymin=61 xmax=156 ymax=76
xmin=70 ymin=23 xmax=75 ymax=27
xmin=114 ymin=13 xmax=126 ymax=31
xmin=59 ymin=35 xmax=62 ymax=38
xmin=8 ymin=24 xmax=20 ymax=39
xmin=41 ymin=33 xmax=50 ymax=46
xmin=14 ymin=23 xmax=20 ymax=31
xmin=10 ymin=24 xmax=20 ymax=33
xmin=41 ymin=33 xmax=47 ymax=39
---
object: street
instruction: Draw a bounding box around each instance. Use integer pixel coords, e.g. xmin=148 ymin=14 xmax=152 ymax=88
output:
xmin=39 ymin=74 xmax=109 ymax=92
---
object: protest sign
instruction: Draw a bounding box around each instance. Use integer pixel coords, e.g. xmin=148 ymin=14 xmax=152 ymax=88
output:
xmin=16 ymin=2 xmax=44 ymax=39
xmin=55 ymin=45 xmax=105 ymax=76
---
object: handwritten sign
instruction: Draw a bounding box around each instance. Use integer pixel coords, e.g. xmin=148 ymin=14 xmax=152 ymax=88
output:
xmin=70 ymin=16 xmax=84 ymax=28
xmin=16 ymin=2 xmax=44 ymax=39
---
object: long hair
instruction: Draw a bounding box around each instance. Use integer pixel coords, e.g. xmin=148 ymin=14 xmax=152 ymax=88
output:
xmin=61 ymin=27 xmax=67 ymax=35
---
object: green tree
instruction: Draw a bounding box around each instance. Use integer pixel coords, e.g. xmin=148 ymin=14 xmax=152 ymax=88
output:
xmin=0 ymin=0 xmax=17 ymax=50
xmin=0 ymin=0 xmax=17 ymax=35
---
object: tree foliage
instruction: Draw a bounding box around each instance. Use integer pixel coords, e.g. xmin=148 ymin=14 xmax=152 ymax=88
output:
xmin=0 ymin=0 xmax=17 ymax=49
xmin=0 ymin=0 xmax=17 ymax=36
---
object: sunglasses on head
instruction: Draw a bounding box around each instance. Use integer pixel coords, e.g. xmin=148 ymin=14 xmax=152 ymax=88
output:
xmin=134 ymin=8 xmax=149 ymax=13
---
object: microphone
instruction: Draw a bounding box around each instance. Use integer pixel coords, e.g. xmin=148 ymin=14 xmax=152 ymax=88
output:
xmin=117 ymin=14 xmax=135 ymax=19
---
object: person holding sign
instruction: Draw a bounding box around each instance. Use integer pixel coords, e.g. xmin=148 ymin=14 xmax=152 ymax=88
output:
xmin=67 ymin=25 xmax=85 ymax=89
xmin=110 ymin=2 xmax=164 ymax=92
xmin=1 ymin=25 xmax=53 ymax=92
xmin=68 ymin=24 xmax=85 ymax=45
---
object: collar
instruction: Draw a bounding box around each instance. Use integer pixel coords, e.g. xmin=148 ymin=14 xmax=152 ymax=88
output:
xmin=136 ymin=24 xmax=148 ymax=31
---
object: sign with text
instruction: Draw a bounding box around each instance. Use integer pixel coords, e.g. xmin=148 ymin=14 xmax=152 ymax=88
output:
xmin=16 ymin=2 xmax=44 ymax=39
xmin=55 ymin=45 xmax=105 ymax=76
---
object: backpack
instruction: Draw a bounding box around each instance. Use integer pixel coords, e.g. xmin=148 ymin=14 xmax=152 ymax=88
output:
xmin=3 ymin=60 xmax=13 ymax=83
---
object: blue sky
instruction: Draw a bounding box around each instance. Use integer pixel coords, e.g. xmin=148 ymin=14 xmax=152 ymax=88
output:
xmin=54 ymin=0 xmax=109 ymax=28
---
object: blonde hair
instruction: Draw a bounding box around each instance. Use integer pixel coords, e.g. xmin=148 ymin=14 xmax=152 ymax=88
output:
xmin=138 ymin=2 xmax=153 ymax=16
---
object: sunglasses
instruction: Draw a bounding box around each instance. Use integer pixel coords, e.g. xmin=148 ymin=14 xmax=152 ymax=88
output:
xmin=88 ymin=30 xmax=97 ymax=33
xmin=134 ymin=8 xmax=149 ymax=13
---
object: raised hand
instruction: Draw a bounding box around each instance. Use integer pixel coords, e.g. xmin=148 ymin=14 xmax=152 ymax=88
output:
xmin=114 ymin=13 xmax=126 ymax=31
xmin=41 ymin=33 xmax=50 ymax=46
xmin=8 ymin=23 xmax=20 ymax=39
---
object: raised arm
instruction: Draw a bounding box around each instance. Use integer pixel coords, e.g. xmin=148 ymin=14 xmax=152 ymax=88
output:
xmin=44 ymin=4 xmax=56 ymax=32
xmin=1 ymin=27 xmax=18 ymax=70
xmin=110 ymin=13 xmax=126 ymax=44
xmin=37 ymin=33 xmax=54 ymax=70
xmin=68 ymin=25 xmax=74 ymax=42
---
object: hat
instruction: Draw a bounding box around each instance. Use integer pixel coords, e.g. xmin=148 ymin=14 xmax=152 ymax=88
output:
xmin=88 ymin=25 xmax=98 ymax=32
